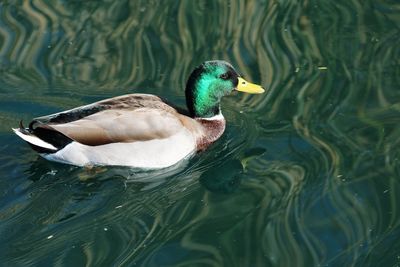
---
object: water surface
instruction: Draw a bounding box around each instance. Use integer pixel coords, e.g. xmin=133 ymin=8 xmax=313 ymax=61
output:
xmin=1 ymin=0 xmax=400 ymax=266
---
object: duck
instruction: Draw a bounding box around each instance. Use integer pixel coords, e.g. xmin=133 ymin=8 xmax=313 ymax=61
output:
xmin=13 ymin=60 xmax=265 ymax=169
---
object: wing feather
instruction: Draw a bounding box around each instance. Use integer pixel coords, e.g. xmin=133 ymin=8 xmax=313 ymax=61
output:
xmin=46 ymin=108 xmax=184 ymax=145
xmin=28 ymin=94 xmax=194 ymax=146
xmin=30 ymin=94 xmax=172 ymax=126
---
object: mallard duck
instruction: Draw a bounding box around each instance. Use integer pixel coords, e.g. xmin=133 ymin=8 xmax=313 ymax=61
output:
xmin=13 ymin=60 xmax=265 ymax=169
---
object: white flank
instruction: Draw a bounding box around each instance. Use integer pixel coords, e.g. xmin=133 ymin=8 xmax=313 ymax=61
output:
xmin=13 ymin=128 xmax=57 ymax=150
xmin=43 ymin=128 xmax=196 ymax=169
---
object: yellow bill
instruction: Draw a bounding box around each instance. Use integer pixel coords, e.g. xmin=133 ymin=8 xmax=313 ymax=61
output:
xmin=236 ymin=77 xmax=265 ymax=94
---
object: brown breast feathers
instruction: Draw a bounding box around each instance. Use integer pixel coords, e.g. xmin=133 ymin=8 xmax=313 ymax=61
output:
xmin=195 ymin=118 xmax=226 ymax=151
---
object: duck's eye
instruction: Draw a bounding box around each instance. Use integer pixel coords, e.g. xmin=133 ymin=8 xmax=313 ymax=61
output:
xmin=220 ymin=73 xmax=230 ymax=80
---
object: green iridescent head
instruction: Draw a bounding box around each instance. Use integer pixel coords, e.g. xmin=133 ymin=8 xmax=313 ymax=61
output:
xmin=185 ymin=60 xmax=264 ymax=118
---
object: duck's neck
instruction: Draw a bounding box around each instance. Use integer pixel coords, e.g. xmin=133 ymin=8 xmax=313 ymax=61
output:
xmin=186 ymin=96 xmax=221 ymax=118
xmin=197 ymin=111 xmax=224 ymax=121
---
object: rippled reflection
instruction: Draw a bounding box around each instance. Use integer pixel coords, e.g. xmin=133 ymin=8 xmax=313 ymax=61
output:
xmin=1 ymin=0 xmax=400 ymax=266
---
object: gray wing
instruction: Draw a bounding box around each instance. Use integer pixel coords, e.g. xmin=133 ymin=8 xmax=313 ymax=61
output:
xmin=30 ymin=94 xmax=175 ymax=126
xmin=30 ymin=94 xmax=190 ymax=146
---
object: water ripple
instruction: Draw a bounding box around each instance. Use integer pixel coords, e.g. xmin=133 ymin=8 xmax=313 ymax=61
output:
xmin=1 ymin=0 xmax=400 ymax=266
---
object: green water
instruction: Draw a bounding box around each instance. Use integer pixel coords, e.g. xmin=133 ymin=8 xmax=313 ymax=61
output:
xmin=1 ymin=0 xmax=400 ymax=266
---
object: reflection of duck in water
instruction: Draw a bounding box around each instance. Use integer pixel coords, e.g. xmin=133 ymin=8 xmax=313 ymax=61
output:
xmin=13 ymin=61 xmax=264 ymax=169
xmin=200 ymin=147 xmax=266 ymax=194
